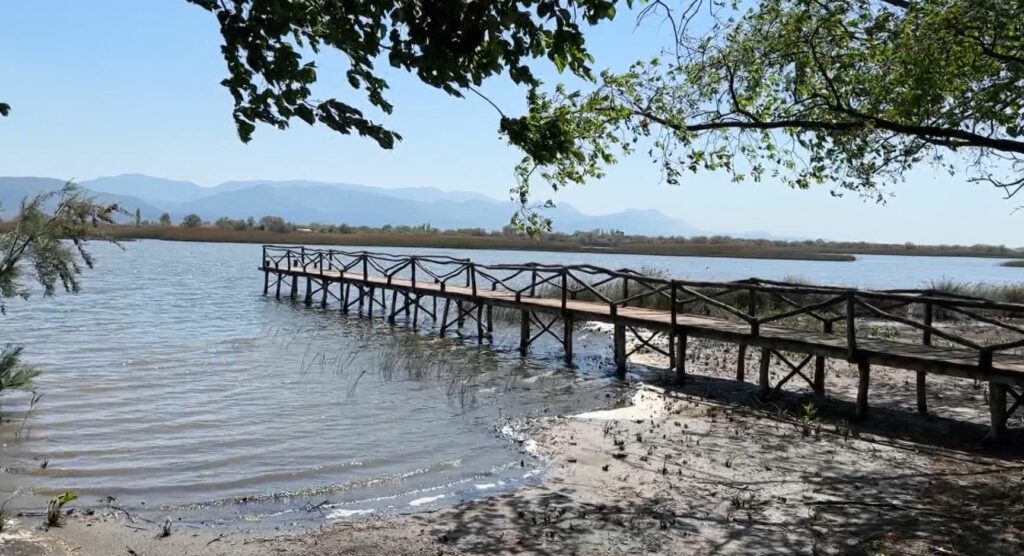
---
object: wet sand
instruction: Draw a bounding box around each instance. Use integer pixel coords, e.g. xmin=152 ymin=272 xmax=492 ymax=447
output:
xmin=5 ymin=328 xmax=1024 ymax=555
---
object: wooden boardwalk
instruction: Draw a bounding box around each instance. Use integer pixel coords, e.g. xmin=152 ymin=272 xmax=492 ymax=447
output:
xmin=261 ymin=245 xmax=1024 ymax=441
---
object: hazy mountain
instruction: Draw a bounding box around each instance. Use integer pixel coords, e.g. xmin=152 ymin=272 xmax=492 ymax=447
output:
xmin=214 ymin=179 xmax=495 ymax=204
xmin=2 ymin=174 xmax=708 ymax=236
xmin=82 ymin=174 xmax=210 ymax=204
xmin=0 ymin=177 xmax=163 ymax=222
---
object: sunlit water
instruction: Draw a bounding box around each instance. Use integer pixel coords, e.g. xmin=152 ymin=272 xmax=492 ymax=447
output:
xmin=0 ymin=240 xmax=1019 ymax=526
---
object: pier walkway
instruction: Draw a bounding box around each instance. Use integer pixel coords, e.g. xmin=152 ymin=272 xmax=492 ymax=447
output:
xmin=261 ymin=245 xmax=1024 ymax=441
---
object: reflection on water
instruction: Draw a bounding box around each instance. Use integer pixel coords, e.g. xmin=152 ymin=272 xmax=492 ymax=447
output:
xmin=0 ymin=240 xmax=1018 ymax=526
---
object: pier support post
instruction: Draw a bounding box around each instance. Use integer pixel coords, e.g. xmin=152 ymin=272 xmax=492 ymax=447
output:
xmin=456 ymin=301 xmax=465 ymax=328
xmin=813 ymin=356 xmax=826 ymax=401
xmin=486 ymin=305 xmax=494 ymax=337
xmin=814 ymin=321 xmax=832 ymax=401
xmin=440 ymin=299 xmax=451 ymax=337
xmin=290 ymin=274 xmax=298 ymax=300
xmin=476 ymin=304 xmax=485 ymax=344
xmin=613 ymin=323 xmax=627 ymax=378
xmin=675 ymin=331 xmax=687 ymax=386
xmin=321 ymin=279 xmax=329 ymax=308
xmin=341 ymin=283 xmax=349 ymax=313
xmin=304 ymin=276 xmax=313 ymax=305
xmin=856 ymin=358 xmax=871 ymax=419
xmin=563 ymin=315 xmax=574 ymax=366
xmin=758 ymin=348 xmax=771 ymax=399
xmin=916 ymin=372 xmax=928 ymax=415
xmin=989 ymin=383 xmax=1007 ymax=442
xmin=389 ymin=289 xmax=399 ymax=323
xmin=275 ymin=272 xmax=282 ymax=299
xmin=736 ymin=343 xmax=746 ymax=382
xmin=412 ymin=294 xmax=420 ymax=329
xmin=519 ymin=310 xmax=530 ymax=355
xmin=263 ymin=271 xmax=269 ymax=294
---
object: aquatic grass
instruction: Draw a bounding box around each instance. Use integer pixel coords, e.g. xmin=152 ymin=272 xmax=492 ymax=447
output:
xmin=44 ymin=491 xmax=77 ymax=528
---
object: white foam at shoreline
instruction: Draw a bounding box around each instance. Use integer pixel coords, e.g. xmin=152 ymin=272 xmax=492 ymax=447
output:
xmin=409 ymin=494 xmax=446 ymax=507
xmin=326 ymin=508 xmax=374 ymax=519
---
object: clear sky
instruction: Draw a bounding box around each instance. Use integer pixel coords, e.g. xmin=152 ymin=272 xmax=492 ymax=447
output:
xmin=0 ymin=1 xmax=1019 ymax=245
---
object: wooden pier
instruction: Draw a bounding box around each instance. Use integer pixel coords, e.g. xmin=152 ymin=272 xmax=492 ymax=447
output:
xmin=261 ymin=245 xmax=1024 ymax=441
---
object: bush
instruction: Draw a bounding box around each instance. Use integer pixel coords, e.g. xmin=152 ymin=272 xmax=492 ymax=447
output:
xmin=180 ymin=214 xmax=203 ymax=228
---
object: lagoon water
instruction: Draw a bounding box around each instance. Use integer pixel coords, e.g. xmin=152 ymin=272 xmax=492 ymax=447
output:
xmin=0 ymin=240 xmax=1019 ymax=525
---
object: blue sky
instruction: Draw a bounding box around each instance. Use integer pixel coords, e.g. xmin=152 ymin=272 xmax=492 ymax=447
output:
xmin=0 ymin=1 xmax=1019 ymax=245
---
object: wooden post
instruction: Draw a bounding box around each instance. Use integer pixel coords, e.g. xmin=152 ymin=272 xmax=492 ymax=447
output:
xmin=736 ymin=343 xmax=747 ymax=382
xmin=341 ymin=282 xmax=349 ymax=313
xmin=918 ymin=302 xmax=932 ymax=414
xmin=563 ymin=315 xmax=574 ymax=366
xmin=989 ymin=382 xmax=1007 ymax=442
xmin=675 ymin=331 xmax=687 ymax=386
xmin=486 ymin=304 xmax=494 ymax=336
xmin=304 ymin=276 xmax=313 ymax=305
xmin=290 ymin=274 xmax=298 ymax=300
xmin=758 ymin=348 xmax=771 ymax=399
xmin=814 ymin=320 xmax=832 ymax=400
xmin=389 ymin=289 xmax=398 ymax=323
xmin=613 ymin=323 xmax=627 ymax=377
xmin=440 ymin=299 xmax=451 ymax=337
xmin=856 ymin=358 xmax=870 ymax=419
xmin=519 ymin=310 xmax=530 ymax=355
xmin=263 ymin=271 xmax=269 ymax=295
xmin=846 ymin=292 xmax=857 ymax=361
xmin=367 ymin=287 xmax=375 ymax=317
xmin=412 ymin=294 xmax=419 ymax=330
xmin=476 ymin=304 xmax=484 ymax=344
xmin=321 ymin=279 xmax=329 ymax=308
xmin=456 ymin=301 xmax=465 ymax=328
xmin=275 ymin=272 xmax=282 ymax=299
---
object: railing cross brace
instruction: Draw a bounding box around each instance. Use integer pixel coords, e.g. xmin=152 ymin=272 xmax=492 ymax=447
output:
xmin=767 ymin=350 xmax=815 ymax=400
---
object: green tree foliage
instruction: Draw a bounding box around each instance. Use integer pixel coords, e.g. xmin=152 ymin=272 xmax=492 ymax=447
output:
xmin=184 ymin=0 xmax=621 ymax=145
xmin=180 ymin=214 xmax=203 ymax=228
xmin=0 ymin=183 xmax=119 ymax=395
xmin=0 ymin=345 xmax=39 ymax=395
xmin=259 ymin=215 xmax=289 ymax=233
xmin=159 ymin=212 xmax=172 ymax=226
xmin=504 ymin=0 xmax=1024 ymax=234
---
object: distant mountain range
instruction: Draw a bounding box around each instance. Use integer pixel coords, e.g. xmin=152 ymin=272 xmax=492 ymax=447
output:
xmin=0 ymin=174 xmax=729 ymax=237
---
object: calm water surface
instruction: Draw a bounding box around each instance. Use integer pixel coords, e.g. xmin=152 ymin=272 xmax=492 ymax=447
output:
xmin=0 ymin=240 xmax=1019 ymax=526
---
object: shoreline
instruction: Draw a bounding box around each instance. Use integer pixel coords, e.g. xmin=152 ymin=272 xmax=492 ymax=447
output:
xmin=6 ymin=333 xmax=1023 ymax=555
xmin=104 ymin=228 xmax=859 ymax=262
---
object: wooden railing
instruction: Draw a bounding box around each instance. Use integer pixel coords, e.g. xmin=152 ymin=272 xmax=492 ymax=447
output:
xmin=262 ymin=245 xmax=1024 ymax=366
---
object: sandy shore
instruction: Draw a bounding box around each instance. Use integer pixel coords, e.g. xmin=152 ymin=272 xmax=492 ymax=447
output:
xmin=4 ymin=329 xmax=1024 ymax=555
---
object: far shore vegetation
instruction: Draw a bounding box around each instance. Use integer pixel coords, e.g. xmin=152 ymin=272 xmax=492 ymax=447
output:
xmin=1002 ymin=260 xmax=1024 ymax=268
xmin=62 ymin=213 xmax=1024 ymax=263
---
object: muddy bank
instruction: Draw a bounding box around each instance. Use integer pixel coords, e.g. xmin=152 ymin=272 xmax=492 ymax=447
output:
xmin=5 ymin=328 xmax=1024 ymax=555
